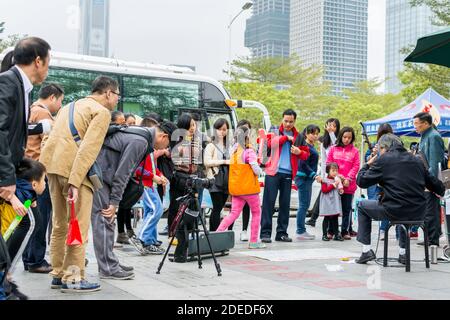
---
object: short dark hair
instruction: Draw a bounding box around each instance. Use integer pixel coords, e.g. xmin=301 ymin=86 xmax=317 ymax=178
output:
xmin=158 ymin=121 xmax=177 ymax=139
xmin=303 ymin=124 xmax=320 ymax=135
xmin=13 ymin=37 xmax=51 ymax=66
xmin=111 ymin=111 xmax=124 ymax=123
xmin=177 ymin=113 xmax=194 ymax=131
xmin=326 ymin=162 xmax=339 ymax=174
xmin=283 ymin=109 xmax=297 ymax=120
xmin=91 ymin=76 xmax=119 ymax=94
xmin=145 ymin=112 xmax=163 ymax=123
xmin=16 ymin=158 xmax=46 ymax=182
xmin=213 ymin=118 xmax=230 ymax=130
xmin=376 ymin=123 xmax=393 ymax=142
xmin=39 ymin=83 xmax=64 ymax=100
xmin=140 ymin=117 xmax=159 ymax=128
xmin=124 ymin=113 xmax=136 ymax=121
xmin=237 ymin=119 xmax=252 ymax=129
xmin=414 ymin=112 xmax=433 ymax=125
xmin=336 ymin=127 xmax=356 ymax=147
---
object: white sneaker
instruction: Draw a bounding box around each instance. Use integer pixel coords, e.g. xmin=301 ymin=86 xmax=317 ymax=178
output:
xmin=296 ymin=232 xmax=316 ymax=241
xmin=240 ymin=231 xmax=249 ymax=242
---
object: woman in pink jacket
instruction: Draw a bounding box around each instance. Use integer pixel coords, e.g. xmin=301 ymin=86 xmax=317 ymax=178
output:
xmin=327 ymin=127 xmax=360 ymax=240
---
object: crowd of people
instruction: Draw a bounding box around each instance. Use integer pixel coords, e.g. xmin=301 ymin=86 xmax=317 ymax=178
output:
xmin=0 ymin=37 xmax=447 ymax=300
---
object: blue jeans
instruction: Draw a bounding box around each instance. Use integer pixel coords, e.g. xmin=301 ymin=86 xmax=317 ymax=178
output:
xmin=139 ymin=187 xmax=163 ymax=246
xmin=22 ymin=183 xmax=52 ymax=268
xmin=260 ymin=173 xmax=292 ymax=238
xmin=295 ymin=177 xmax=313 ymax=235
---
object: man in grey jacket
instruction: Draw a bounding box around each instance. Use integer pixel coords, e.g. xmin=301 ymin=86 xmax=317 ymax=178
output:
xmin=91 ymin=122 xmax=175 ymax=280
xmin=413 ymin=112 xmax=445 ymax=247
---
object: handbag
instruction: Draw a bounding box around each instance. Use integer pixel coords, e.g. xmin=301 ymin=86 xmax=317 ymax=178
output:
xmin=67 ymin=201 xmax=83 ymax=246
xmin=68 ymin=102 xmax=103 ymax=191
xmin=119 ymin=153 xmax=153 ymax=209
xmin=213 ymin=144 xmax=229 ymax=192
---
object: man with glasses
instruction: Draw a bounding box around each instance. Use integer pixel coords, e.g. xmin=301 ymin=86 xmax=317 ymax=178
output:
xmin=40 ymin=76 xmax=119 ymax=293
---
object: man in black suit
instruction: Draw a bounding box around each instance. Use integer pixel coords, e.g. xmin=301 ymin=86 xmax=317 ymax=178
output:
xmin=0 ymin=37 xmax=51 ymax=300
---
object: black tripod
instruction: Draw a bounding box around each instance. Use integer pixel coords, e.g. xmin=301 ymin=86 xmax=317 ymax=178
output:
xmin=156 ymin=189 xmax=222 ymax=276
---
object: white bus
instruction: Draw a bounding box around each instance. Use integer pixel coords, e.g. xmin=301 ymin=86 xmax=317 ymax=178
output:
xmin=0 ymin=49 xmax=271 ymax=133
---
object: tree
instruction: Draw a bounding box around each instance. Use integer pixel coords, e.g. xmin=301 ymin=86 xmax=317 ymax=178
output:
xmin=398 ymin=46 xmax=450 ymax=102
xmin=0 ymin=22 xmax=23 ymax=53
xmin=329 ymin=80 xmax=403 ymax=148
xmin=409 ymin=0 xmax=450 ymax=26
xmin=226 ymin=55 xmax=337 ymax=131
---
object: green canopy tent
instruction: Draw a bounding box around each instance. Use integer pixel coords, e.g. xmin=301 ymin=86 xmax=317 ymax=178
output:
xmin=405 ymin=27 xmax=450 ymax=68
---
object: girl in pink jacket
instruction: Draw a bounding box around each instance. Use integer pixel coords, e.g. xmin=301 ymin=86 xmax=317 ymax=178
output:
xmin=327 ymin=127 xmax=360 ymax=240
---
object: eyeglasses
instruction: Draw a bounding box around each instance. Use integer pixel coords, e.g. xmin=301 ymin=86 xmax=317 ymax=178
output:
xmin=110 ymin=91 xmax=121 ymax=99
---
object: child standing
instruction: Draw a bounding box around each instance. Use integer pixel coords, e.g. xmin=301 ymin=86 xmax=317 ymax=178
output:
xmin=216 ymin=127 xmax=265 ymax=249
xmin=320 ymin=162 xmax=344 ymax=241
xmin=129 ymin=152 xmax=168 ymax=255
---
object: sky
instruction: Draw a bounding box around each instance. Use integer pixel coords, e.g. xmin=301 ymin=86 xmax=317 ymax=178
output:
xmin=1 ymin=0 xmax=386 ymax=84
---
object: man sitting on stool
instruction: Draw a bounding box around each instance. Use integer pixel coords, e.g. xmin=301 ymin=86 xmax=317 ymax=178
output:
xmin=355 ymin=133 xmax=445 ymax=264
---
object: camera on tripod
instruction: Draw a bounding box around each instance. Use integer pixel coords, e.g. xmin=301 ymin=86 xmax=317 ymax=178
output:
xmin=186 ymin=176 xmax=215 ymax=191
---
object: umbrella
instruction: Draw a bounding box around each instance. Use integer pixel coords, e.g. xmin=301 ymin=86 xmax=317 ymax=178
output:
xmin=404 ymin=27 xmax=450 ymax=68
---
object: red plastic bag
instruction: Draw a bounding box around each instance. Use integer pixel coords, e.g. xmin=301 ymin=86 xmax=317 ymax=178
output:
xmin=66 ymin=201 xmax=82 ymax=246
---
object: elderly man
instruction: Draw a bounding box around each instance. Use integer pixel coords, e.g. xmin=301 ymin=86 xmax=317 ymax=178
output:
xmin=355 ymin=134 xmax=445 ymax=264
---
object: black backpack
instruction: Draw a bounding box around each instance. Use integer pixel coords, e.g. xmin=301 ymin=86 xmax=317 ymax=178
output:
xmin=105 ymin=125 xmax=154 ymax=209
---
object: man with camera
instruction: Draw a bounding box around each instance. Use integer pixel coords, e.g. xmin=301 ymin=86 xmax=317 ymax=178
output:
xmin=355 ymin=134 xmax=445 ymax=264
xmin=91 ymin=122 xmax=175 ymax=280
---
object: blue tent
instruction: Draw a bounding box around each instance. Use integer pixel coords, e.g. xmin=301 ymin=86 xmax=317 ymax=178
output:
xmin=363 ymin=88 xmax=450 ymax=137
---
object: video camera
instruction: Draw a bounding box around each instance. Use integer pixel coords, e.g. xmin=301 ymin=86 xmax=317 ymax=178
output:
xmin=186 ymin=176 xmax=215 ymax=191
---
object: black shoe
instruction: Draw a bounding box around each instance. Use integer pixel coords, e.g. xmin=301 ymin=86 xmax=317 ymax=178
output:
xmin=261 ymin=237 xmax=272 ymax=243
xmin=398 ymin=254 xmax=407 ymax=265
xmin=275 ymin=235 xmax=292 ymax=243
xmin=305 ymin=219 xmax=316 ymax=227
xmin=417 ymin=241 xmax=440 ymax=247
xmin=356 ymin=250 xmax=376 ymax=264
xmin=333 ymin=234 xmax=344 ymax=242
xmin=322 ymin=235 xmax=330 ymax=241
xmin=8 ymin=282 xmax=28 ymax=300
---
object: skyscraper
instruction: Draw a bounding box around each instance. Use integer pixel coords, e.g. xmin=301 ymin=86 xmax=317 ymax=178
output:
xmin=385 ymin=0 xmax=444 ymax=94
xmin=244 ymin=0 xmax=290 ymax=58
xmin=79 ymin=0 xmax=110 ymax=57
xmin=290 ymin=0 xmax=368 ymax=95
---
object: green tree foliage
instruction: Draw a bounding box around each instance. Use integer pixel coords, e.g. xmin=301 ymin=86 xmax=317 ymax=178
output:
xmin=409 ymin=0 xmax=450 ymax=26
xmin=0 ymin=22 xmax=24 ymax=53
xmin=226 ymin=55 xmax=337 ymax=130
xmin=398 ymin=46 xmax=450 ymax=102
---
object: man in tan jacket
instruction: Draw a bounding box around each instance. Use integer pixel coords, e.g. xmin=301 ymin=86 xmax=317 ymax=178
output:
xmin=40 ymin=76 xmax=119 ymax=293
xmin=23 ymin=83 xmax=64 ymax=274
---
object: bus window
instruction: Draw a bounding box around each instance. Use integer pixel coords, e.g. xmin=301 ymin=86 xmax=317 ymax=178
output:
xmin=32 ymin=67 xmax=119 ymax=104
xmin=122 ymin=76 xmax=200 ymax=120
xmin=202 ymin=83 xmax=228 ymax=110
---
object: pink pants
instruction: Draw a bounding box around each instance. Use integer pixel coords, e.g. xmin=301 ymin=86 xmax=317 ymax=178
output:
xmin=217 ymin=194 xmax=261 ymax=243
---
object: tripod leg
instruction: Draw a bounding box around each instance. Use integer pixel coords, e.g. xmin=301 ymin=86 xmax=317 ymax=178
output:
xmin=198 ymin=213 xmax=222 ymax=276
xmin=156 ymin=213 xmax=184 ymax=274
xmin=194 ymin=218 xmax=202 ymax=269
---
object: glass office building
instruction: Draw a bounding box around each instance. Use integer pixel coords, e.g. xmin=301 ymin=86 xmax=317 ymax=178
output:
xmin=244 ymin=0 xmax=290 ymax=58
xmin=290 ymin=0 xmax=368 ymax=95
xmin=79 ymin=0 xmax=110 ymax=57
xmin=385 ymin=0 xmax=444 ymax=94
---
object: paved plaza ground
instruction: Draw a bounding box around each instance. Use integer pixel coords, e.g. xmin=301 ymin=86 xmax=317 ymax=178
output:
xmin=13 ymin=216 xmax=450 ymax=300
